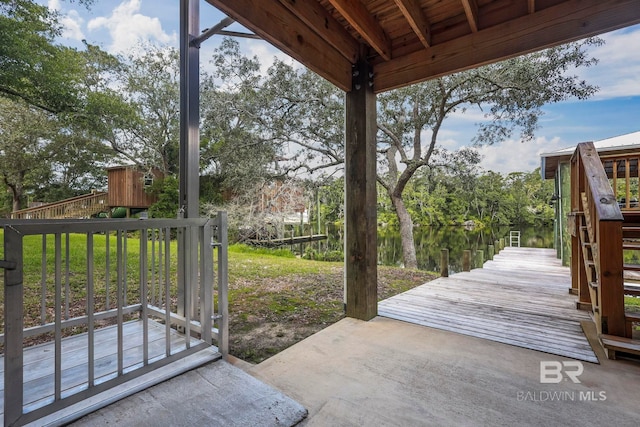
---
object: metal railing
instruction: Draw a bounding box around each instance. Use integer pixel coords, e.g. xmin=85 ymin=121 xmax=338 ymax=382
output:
xmin=10 ymin=191 xmax=109 ymax=219
xmin=1 ymin=214 xmax=228 ymax=426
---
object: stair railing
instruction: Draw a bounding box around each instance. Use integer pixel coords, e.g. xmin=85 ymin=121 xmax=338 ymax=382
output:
xmin=11 ymin=191 xmax=109 ymax=219
xmin=570 ymin=142 xmax=626 ymax=336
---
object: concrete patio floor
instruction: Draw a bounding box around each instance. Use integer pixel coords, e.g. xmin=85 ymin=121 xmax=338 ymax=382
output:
xmin=248 ymin=316 xmax=640 ymax=426
xmin=69 ymin=360 xmax=307 ymax=427
xmin=67 ymin=314 xmax=640 ymax=426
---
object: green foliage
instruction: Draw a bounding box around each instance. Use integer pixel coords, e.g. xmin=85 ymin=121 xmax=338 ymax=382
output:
xmin=147 ymin=175 xmax=179 ymax=218
xmin=229 ymin=244 xmax=295 ymax=258
xmin=200 ymin=174 xmax=224 ymax=206
xmin=302 ymin=246 xmax=344 ymax=262
xmin=317 ymin=177 xmax=344 ymax=225
xmin=200 ymin=39 xmax=277 ymax=195
xmin=110 ymin=46 xmax=180 ymax=175
xmin=626 ymin=296 xmax=640 ymax=310
xmin=0 ymin=98 xmax=57 ymax=210
xmin=375 ymin=167 xmax=554 ymax=227
xmin=1 ymin=1 xmax=80 ymax=112
xmin=0 ymin=3 xmax=136 ymax=209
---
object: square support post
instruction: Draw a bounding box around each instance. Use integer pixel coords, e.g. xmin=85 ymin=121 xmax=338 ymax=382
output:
xmin=179 ymin=0 xmax=200 ymax=217
xmin=179 ymin=0 xmax=200 ymax=317
xmin=597 ymin=220 xmax=625 ymax=336
xmin=4 ymin=227 xmax=24 ymax=426
xmin=344 ymin=60 xmax=377 ymax=320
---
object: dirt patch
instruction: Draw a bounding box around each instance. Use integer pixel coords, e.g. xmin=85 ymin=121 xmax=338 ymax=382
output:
xmin=229 ymin=266 xmax=436 ymax=364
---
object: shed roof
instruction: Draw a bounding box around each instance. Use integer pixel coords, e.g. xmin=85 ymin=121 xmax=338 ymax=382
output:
xmin=205 ymin=0 xmax=640 ymax=93
xmin=540 ymin=130 xmax=640 ymax=179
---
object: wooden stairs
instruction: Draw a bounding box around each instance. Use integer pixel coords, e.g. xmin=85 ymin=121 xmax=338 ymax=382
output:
xmin=580 ymin=209 xmax=640 ymax=359
xmin=11 ymin=191 xmax=109 ymax=219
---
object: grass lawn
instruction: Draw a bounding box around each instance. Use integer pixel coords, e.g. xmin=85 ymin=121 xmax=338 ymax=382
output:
xmin=226 ymin=245 xmax=436 ymax=362
xmin=0 ymin=230 xmax=436 ymax=363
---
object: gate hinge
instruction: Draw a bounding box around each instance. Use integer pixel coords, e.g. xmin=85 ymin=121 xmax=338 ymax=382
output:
xmin=0 ymin=260 xmax=16 ymax=270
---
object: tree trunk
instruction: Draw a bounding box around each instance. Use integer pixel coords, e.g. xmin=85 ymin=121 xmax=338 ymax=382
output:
xmin=11 ymin=190 xmax=21 ymax=212
xmin=7 ymin=181 xmax=22 ymax=212
xmin=391 ymin=193 xmax=418 ymax=269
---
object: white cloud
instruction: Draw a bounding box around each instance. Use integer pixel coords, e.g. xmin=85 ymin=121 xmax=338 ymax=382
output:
xmin=48 ymin=0 xmax=85 ymax=41
xmin=87 ymin=0 xmax=176 ymax=54
xmin=448 ymin=105 xmax=489 ymax=123
xmin=476 ymin=136 xmax=565 ymax=174
xmin=48 ymin=0 xmax=61 ymax=10
xmin=245 ymin=40 xmax=302 ymax=75
xmin=578 ymin=26 xmax=640 ymax=99
xmin=60 ymin=10 xmax=85 ymax=40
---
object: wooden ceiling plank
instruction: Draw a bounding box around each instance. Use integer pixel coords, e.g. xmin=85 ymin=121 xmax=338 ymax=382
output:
xmin=393 ymin=0 xmax=432 ymax=48
xmin=528 ymin=0 xmax=536 ymax=14
xmin=327 ymin=0 xmax=393 ymax=60
xmin=375 ymin=0 xmax=640 ymax=92
xmin=205 ymin=0 xmax=352 ymax=91
xmin=461 ymin=0 xmax=479 ymax=33
xmin=278 ymin=0 xmax=360 ymax=63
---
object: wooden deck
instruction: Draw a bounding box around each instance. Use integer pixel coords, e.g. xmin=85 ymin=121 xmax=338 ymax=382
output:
xmin=0 ymin=320 xmax=220 ymax=425
xmin=379 ymin=247 xmax=598 ymax=363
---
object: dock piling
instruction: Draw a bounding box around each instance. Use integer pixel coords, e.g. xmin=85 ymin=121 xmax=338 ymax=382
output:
xmin=475 ymin=250 xmax=484 ymax=269
xmin=462 ymin=250 xmax=471 ymax=272
xmin=441 ymin=249 xmax=449 ymax=277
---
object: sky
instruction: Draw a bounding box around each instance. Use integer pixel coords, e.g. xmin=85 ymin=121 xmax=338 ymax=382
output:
xmin=41 ymin=0 xmax=640 ymax=175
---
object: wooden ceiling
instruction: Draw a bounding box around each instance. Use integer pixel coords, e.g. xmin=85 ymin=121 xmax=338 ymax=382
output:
xmin=205 ymin=0 xmax=640 ymax=93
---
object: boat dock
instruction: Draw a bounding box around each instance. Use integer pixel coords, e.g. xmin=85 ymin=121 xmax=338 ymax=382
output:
xmin=379 ymin=247 xmax=597 ymax=362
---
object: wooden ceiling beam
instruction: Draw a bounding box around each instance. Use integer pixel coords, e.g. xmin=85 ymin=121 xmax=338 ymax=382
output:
xmin=278 ymin=0 xmax=360 ymax=63
xmin=205 ymin=0 xmax=353 ymax=92
xmin=394 ymin=0 xmax=432 ymax=48
xmin=375 ymin=0 xmax=640 ymax=93
xmin=327 ymin=0 xmax=393 ymax=60
xmin=528 ymin=0 xmax=536 ymax=14
xmin=461 ymin=0 xmax=479 ymax=33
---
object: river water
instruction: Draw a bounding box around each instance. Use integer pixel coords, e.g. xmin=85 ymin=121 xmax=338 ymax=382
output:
xmin=312 ymin=224 xmax=554 ymax=273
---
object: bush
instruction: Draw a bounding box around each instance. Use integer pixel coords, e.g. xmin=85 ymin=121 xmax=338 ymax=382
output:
xmin=302 ymin=247 xmax=343 ymax=262
xmin=229 ymin=244 xmax=295 ymax=258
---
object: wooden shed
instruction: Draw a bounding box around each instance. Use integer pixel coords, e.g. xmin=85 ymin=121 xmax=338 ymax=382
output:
xmin=107 ymin=166 xmax=161 ymax=209
xmin=540 ymin=131 xmax=640 ymax=266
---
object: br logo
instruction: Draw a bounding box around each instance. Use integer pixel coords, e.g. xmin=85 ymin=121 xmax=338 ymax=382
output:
xmin=539 ymin=361 xmax=584 ymax=384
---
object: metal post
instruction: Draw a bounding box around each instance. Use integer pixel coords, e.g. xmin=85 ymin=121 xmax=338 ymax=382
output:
xmin=317 ymin=186 xmax=321 ymax=252
xmin=179 ymin=0 xmax=200 ymax=218
xmin=4 ymin=226 xmax=24 ymax=426
xmin=440 ymin=249 xmax=449 ymax=277
xmin=201 ymin=220 xmax=214 ymax=344
xmin=179 ymin=0 xmax=200 ymax=318
xmin=217 ymin=212 xmax=229 ymax=358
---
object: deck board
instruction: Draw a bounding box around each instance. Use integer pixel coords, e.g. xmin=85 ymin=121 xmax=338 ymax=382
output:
xmin=379 ymin=247 xmax=598 ymax=363
xmin=0 ymin=319 xmax=213 ymax=420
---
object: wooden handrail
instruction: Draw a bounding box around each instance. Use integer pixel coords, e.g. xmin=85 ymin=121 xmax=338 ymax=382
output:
xmin=11 ymin=191 xmax=109 ymax=219
xmin=570 ymin=141 xmax=625 ymax=337
xmin=575 ymin=143 xmax=623 ymax=221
